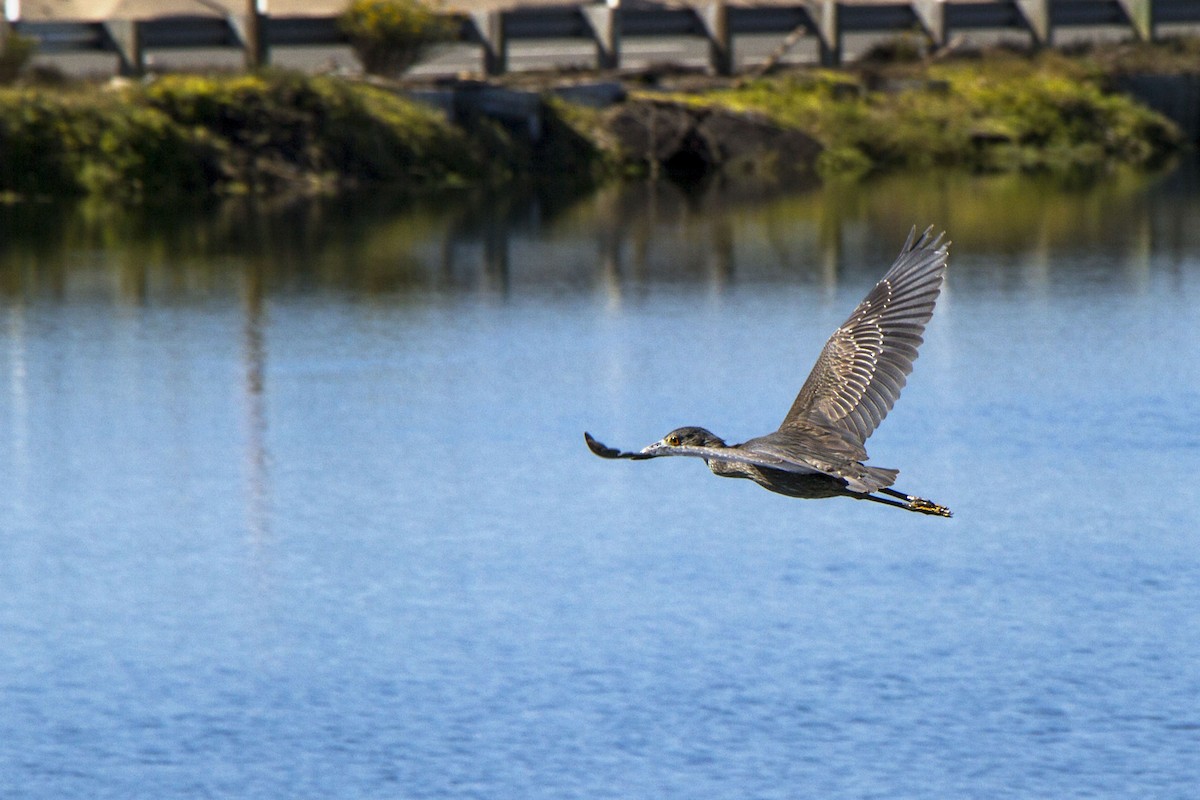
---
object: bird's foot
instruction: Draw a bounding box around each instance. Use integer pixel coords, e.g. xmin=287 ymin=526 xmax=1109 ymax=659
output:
xmin=908 ymin=497 xmax=952 ymax=518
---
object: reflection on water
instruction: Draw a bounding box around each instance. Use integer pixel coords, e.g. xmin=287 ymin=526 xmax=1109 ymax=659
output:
xmin=241 ymin=263 xmax=271 ymax=543
xmin=3 ymin=162 xmax=1199 ymax=303
xmin=2 ymin=164 xmax=1199 ymax=800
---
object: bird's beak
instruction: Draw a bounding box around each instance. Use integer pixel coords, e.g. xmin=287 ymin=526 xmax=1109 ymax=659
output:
xmin=640 ymin=440 xmax=668 ymax=455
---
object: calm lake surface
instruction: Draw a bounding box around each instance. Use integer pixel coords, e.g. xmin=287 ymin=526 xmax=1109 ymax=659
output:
xmin=2 ymin=164 xmax=1199 ymax=799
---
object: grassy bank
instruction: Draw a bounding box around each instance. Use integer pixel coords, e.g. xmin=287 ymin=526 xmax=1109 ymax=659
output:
xmin=0 ymin=72 xmax=527 ymax=202
xmin=673 ymin=48 xmax=1184 ymax=179
xmin=0 ymin=44 xmax=1190 ymax=203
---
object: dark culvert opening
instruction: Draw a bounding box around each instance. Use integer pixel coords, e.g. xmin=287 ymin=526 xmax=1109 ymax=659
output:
xmin=662 ymin=133 xmax=715 ymax=181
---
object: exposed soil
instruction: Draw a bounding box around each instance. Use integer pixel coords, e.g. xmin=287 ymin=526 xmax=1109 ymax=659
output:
xmin=602 ymin=97 xmax=822 ymax=181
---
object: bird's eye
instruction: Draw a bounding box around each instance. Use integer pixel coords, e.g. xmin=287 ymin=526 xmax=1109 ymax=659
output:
xmin=666 ymin=434 xmax=681 ymax=446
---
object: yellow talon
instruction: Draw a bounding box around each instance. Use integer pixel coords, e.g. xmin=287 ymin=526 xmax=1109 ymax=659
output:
xmin=910 ymin=497 xmax=953 ymax=518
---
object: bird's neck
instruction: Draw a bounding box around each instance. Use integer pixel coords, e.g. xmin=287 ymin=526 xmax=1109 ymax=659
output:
xmin=706 ymin=457 xmax=751 ymax=480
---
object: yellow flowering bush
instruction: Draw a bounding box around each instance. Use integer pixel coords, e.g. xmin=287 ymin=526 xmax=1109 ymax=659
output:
xmin=339 ymin=0 xmax=455 ymax=77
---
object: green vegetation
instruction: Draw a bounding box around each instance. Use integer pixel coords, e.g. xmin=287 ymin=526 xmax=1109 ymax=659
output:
xmin=0 ymin=31 xmax=36 ymax=85
xmin=338 ymin=0 xmax=455 ymax=77
xmin=1078 ymin=35 xmax=1200 ymax=75
xmin=0 ymin=72 xmax=508 ymax=201
xmin=0 ymin=44 xmax=1190 ymax=204
xmin=142 ymin=72 xmax=492 ymax=192
xmin=694 ymin=49 xmax=1183 ymax=178
xmin=0 ymin=89 xmax=211 ymax=200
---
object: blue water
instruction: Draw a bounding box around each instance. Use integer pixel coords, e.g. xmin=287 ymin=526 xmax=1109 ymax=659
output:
xmin=2 ymin=171 xmax=1199 ymax=798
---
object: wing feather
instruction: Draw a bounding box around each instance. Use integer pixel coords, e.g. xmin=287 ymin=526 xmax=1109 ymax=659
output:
xmin=781 ymin=226 xmax=949 ymax=445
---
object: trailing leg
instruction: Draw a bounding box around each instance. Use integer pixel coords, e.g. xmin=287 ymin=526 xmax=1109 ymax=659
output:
xmin=880 ymin=487 xmax=953 ymax=517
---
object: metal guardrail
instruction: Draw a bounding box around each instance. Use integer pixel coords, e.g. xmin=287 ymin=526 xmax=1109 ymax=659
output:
xmin=2 ymin=1 xmax=1198 ymax=77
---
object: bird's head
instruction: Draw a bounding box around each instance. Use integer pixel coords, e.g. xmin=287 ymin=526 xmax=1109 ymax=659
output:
xmin=640 ymin=426 xmax=726 ymax=455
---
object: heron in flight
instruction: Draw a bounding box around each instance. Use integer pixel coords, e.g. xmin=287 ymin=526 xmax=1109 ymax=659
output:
xmin=585 ymin=226 xmax=952 ymax=517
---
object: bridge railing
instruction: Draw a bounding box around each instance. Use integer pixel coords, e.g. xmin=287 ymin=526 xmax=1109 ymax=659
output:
xmin=2 ymin=1 xmax=1198 ymax=77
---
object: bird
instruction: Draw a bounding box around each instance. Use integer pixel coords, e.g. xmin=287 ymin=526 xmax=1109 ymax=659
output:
xmin=585 ymin=225 xmax=952 ymax=517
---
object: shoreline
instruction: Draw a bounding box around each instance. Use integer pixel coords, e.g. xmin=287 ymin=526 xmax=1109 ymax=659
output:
xmin=0 ymin=38 xmax=1194 ymax=203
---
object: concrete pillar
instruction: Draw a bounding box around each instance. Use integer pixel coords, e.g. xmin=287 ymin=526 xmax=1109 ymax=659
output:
xmin=1015 ymin=0 xmax=1050 ymax=48
xmin=235 ymin=0 xmax=269 ymax=68
xmin=1117 ymin=0 xmax=1154 ymax=42
xmin=103 ymin=19 xmax=144 ymax=76
xmin=912 ymin=0 xmax=946 ymax=49
xmin=583 ymin=4 xmax=620 ymax=71
xmin=1 ymin=0 xmax=17 ymax=43
xmin=471 ymin=10 xmax=506 ymax=76
xmin=701 ymin=2 xmax=732 ymax=77
xmin=805 ymin=0 xmax=840 ymax=67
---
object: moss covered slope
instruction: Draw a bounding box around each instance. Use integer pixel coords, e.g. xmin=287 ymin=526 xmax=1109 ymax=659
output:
xmin=696 ymin=50 xmax=1183 ymax=178
xmin=0 ymin=72 xmax=499 ymax=201
xmin=0 ymin=48 xmax=1188 ymax=203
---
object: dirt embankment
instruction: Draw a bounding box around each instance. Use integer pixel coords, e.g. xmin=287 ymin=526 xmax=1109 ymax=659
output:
xmin=602 ymin=98 xmax=823 ymax=183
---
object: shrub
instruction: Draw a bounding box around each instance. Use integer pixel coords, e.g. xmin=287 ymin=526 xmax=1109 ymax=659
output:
xmin=701 ymin=53 xmax=1182 ymax=177
xmin=0 ymin=89 xmax=216 ymax=200
xmin=143 ymin=72 xmax=493 ymax=189
xmin=339 ymin=0 xmax=455 ymax=77
xmin=0 ymin=30 xmax=36 ymax=85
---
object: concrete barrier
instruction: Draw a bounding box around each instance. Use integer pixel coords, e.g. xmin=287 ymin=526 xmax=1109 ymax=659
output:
xmin=5 ymin=1 xmax=1200 ymax=77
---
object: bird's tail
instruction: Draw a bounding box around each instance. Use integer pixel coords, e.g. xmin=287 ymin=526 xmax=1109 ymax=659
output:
xmin=841 ymin=464 xmax=899 ymax=494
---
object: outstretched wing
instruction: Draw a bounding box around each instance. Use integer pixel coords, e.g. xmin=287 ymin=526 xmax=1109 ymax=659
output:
xmin=781 ymin=226 xmax=949 ymax=445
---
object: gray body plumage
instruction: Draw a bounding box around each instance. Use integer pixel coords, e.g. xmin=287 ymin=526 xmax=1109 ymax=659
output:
xmin=585 ymin=226 xmax=952 ymax=517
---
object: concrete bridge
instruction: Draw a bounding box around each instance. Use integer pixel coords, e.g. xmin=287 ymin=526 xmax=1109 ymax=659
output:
xmin=3 ymin=1 xmax=1199 ymax=77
